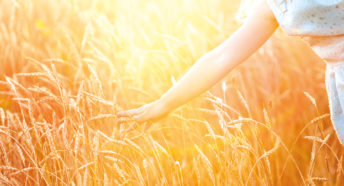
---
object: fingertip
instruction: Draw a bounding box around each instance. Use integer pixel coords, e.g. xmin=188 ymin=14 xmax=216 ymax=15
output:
xmin=118 ymin=108 xmax=140 ymax=117
xmin=117 ymin=117 xmax=131 ymax=124
xmin=117 ymin=110 xmax=130 ymax=117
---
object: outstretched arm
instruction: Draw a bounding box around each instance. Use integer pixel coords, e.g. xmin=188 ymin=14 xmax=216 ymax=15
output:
xmin=118 ymin=1 xmax=279 ymax=122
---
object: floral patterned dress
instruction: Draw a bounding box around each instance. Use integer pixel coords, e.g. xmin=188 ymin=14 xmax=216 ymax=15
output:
xmin=267 ymin=0 xmax=344 ymax=144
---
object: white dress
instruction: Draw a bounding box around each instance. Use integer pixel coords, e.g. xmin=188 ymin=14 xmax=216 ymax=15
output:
xmin=267 ymin=0 xmax=344 ymax=144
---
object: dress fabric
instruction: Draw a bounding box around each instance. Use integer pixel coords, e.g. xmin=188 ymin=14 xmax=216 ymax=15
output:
xmin=267 ymin=0 xmax=344 ymax=144
xmin=326 ymin=62 xmax=344 ymax=144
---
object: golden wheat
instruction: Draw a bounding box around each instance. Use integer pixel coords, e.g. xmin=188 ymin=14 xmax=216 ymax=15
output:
xmin=0 ymin=0 xmax=343 ymax=185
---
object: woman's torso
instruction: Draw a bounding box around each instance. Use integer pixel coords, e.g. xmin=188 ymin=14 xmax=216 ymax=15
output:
xmin=267 ymin=0 xmax=344 ymax=62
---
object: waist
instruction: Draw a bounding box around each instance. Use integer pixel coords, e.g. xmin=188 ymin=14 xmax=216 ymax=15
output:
xmin=300 ymin=35 xmax=344 ymax=62
xmin=326 ymin=60 xmax=344 ymax=69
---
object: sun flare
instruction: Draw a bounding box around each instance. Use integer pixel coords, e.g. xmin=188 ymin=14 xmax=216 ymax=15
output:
xmin=0 ymin=0 xmax=343 ymax=185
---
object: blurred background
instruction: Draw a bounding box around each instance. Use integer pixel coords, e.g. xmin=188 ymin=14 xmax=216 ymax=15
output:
xmin=0 ymin=0 xmax=342 ymax=185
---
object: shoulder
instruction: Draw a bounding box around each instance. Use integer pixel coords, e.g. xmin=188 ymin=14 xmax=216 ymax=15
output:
xmin=244 ymin=0 xmax=279 ymax=28
xmin=251 ymin=0 xmax=279 ymax=24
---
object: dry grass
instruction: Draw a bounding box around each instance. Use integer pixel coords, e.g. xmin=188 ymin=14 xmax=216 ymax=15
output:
xmin=0 ymin=0 xmax=343 ymax=185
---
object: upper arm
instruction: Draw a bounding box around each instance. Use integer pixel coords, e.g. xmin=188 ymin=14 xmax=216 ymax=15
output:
xmin=214 ymin=0 xmax=279 ymax=70
xmin=245 ymin=0 xmax=279 ymax=31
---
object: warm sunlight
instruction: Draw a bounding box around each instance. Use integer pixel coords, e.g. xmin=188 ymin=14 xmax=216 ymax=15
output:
xmin=0 ymin=0 xmax=343 ymax=185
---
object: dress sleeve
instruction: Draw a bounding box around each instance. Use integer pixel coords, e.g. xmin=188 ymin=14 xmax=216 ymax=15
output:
xmin=265 ymin=0 xmax=292 ymax=34
xmin=266 ymin=0 xmax=284 ymax=23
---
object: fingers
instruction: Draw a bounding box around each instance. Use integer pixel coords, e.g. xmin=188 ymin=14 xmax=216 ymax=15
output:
xmin=117 ymin=117 xmax=135 ymax=123
xmin=118 ymin=110 xmax=148 ymax=123
xmin=117 ymin=102 xmax=158 ymax=124
xmin=117 ymin=103 xmax=150 ymax=117
xmin=133 ymin=111 xmax=149 ymax=123
xmin=117 ymin=106 xmax=147 ymax=124
xmin=117 ymin=108 xmax=140 ymax=117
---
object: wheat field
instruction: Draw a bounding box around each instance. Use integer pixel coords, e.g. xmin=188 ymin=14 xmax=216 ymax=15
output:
xmin=0 ymin=0 xmax=343 ymax=185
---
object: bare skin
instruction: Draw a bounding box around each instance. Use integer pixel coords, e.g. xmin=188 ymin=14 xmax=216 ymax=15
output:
xmin=117 ymin=1 xmax=279 ymax=123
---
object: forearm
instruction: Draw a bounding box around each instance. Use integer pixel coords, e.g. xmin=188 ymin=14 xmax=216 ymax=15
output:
xmin=159 ymin=25 xmax=267 ymax=110
xmin=158 ymin=1 xmax=278 ymax=112
xmin=117 ymin=1 xmax=279 ymax=122
xmin=158 ymin=46 xmax=232 ymax=111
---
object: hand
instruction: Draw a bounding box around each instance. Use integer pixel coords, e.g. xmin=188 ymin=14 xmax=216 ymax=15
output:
xmin=117 ymin=100 xmax=168 ymax=123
